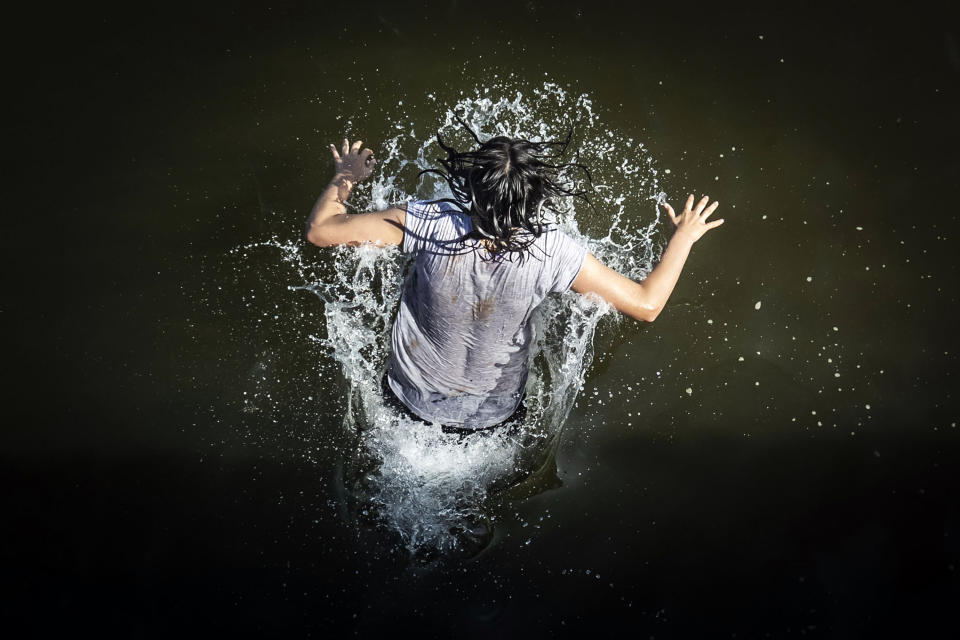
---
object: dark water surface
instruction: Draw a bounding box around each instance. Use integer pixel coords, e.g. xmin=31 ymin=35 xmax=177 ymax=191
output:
xmin=6 ymin=2 xmax=960 ymax=636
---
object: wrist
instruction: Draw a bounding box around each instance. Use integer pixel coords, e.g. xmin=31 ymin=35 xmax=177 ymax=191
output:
xmin=330 ymin=173 xmax=354 ymax=201
xmin=671 ymin=228 xmax=697 ymax=247
xmin=331 ymin=173 xmax=354 ymax=188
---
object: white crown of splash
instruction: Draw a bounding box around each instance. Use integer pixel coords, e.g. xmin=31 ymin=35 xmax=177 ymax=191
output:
xmin=267 ymin=80 xmax=665 ymax=553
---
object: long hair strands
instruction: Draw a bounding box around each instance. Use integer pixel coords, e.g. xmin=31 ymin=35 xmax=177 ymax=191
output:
xmin=418 ymin=116 xmax=594 ymax=260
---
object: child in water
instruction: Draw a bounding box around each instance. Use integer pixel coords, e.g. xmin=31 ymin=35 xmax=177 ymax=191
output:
xmin=306 ymin=127 xmax=723 ymax=434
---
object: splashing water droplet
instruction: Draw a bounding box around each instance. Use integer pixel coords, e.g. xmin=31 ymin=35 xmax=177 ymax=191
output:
xmin=235 ymin=79 xmax=664 ymax=554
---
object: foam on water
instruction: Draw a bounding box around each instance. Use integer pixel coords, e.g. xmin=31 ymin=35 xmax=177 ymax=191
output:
xmin=257 ymin=80 xmax=664 ymax=554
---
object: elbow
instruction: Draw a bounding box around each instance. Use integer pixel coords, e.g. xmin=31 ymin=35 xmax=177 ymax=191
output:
xmin=630 ymin=302 xmax=662 ymax=323
xmin=627 ymin=284 xmax=662 ymax=322
xmin=306 ymin=227 xmax=332 ymax=247
xmin=306 ymin=215 xmax=349 ymax=247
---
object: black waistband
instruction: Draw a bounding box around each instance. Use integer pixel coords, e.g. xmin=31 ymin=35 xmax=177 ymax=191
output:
xmin=379 ymin=372 xmax=526 ymax=436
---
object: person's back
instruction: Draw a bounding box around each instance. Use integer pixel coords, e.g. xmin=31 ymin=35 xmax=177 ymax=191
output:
xmin=387 ymin=200 xmax=586 ymax=429
xmin=305 ymin=125 xmax=724 ymax=435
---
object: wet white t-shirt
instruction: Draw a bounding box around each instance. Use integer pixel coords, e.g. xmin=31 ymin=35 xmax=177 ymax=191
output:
xmin=387 ymin=200 xmax=587 ymax=429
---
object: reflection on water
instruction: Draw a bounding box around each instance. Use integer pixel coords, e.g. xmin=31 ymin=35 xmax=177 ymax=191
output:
xmin=235 ymin=80 xmax=665 ymax=553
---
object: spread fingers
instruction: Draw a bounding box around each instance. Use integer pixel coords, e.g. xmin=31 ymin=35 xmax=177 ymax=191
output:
xmin=694 ymin=195 xmax=710 ymax=215
xmin=701 ymin=201 xmax=720 ymax=220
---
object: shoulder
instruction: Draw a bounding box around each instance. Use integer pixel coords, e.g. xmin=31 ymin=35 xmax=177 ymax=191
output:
xmin=535 ymin=224 xmax=584 ymax=254
xmin=406 ymin=199 xmax=465 ymax=221
xmin=535 ymin=224 xmax=588 ymax=292
xmin=402 ymin=199 xmax=471 ymax=253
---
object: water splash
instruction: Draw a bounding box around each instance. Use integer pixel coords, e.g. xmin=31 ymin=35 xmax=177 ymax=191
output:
xmin=240 ymin=79 xmax=664 ymax=554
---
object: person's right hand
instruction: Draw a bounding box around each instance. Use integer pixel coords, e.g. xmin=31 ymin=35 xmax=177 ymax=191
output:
xmin=330 ymin=138 xmax=377 ymax=184
xmin=663 ymin=194 xmax=723 ymax=242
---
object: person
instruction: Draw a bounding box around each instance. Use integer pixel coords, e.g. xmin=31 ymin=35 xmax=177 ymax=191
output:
xmin=306 ymin=129 xmax=723 ymax=435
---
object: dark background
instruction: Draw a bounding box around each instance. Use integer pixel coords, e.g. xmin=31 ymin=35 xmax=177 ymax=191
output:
xmin=4 ymin=1 xmax=959 ymax=637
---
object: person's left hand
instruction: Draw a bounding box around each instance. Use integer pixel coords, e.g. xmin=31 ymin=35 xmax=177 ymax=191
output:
xmin=663 ymin=194 xmax=723 ymax=243
xmin=330 ymin=138 xmax=376 ymax=184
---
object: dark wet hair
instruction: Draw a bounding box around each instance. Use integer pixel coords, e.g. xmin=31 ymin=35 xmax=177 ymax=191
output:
xmin=417 ymin=117 xmax=592 ymax=258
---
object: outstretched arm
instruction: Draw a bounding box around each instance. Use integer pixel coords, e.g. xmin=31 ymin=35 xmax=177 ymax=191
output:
xmin=305 ymin=138 xmax=406 ymax=247
xmin=571 ymin=195 xmax=723 ymax=321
